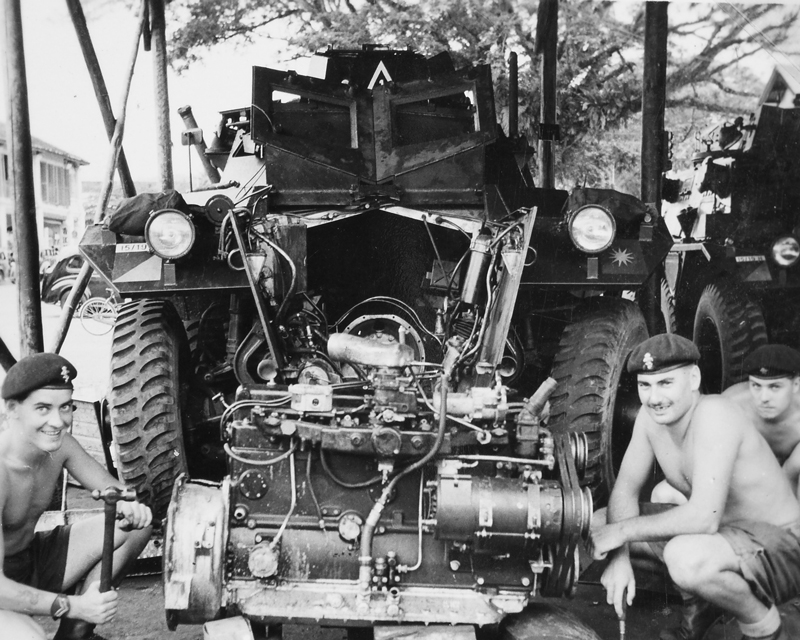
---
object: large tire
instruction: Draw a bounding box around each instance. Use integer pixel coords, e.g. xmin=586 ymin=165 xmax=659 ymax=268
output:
xmin=693 ymin=281 xmax=768 ymax=394
xmin=548 ymin=298 xmax=648 ymax=504
xmin=109 ymin=299 xmax=189 ymax=520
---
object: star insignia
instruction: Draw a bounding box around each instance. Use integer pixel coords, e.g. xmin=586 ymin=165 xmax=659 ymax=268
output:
xmin=61 ymin=366 xmax=70 ymax=383
xmin=611 ymin=247 xmax=633 ymax=266
xmin=643 ymin=353 xmax=654 ymax=371
xmin=760 ymin=367 xmax=769 ymax=375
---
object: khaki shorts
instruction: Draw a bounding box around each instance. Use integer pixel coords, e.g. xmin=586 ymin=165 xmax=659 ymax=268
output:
xmin=3 ymin=524 xmax=72 ymax=592
xmin=641 ymin=503 xmax=800 ymax=607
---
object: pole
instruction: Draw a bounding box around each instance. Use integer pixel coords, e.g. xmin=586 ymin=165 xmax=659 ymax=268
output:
xmin=150 ymin=0 xmax=174 ymax=190
xmin=537 ymin=0 xmax=558 ymax=189
xmin=508 ymin=52 xmax=518 ymax=138
xmin=641 ymin=1 xmax=669 ymax=335
xmin=641 ymin=1 xmax=669 ymax=208
xmin=51 ymin=1 xmax=147 ymax=354
xmin=4 ymin=0 xmax=43 ymax=356
xmin=65 ymin=0 xmax=137 ymax=199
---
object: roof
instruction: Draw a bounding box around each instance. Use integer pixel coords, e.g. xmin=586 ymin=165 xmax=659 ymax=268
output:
xmin=759 ymin=66 xmax=800 ymax=108
xmin=0 ymin=122 xmax=88 ymax=166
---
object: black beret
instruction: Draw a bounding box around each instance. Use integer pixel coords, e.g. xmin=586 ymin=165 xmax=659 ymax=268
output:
xmin=627 ymin=333 xmax=700 ymax=375
xmin=2 ymin=353 xmax=78 ymax=400
xmin=744 ymin=344 xmax=800 ymax=379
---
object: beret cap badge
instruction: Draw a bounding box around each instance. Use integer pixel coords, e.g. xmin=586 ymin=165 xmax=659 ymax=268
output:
xmin=61 ymin=366 xmax=70 ymax=384
xmin=643 ymin=353 xmax=654 ymax=371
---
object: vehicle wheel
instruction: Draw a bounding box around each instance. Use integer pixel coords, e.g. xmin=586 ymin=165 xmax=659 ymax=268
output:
xmin=108 ymin=299 xmax=189 ymax=520
xmin=548 ymin=298 xmax=648 ymax=504
xmin=59 ymin=287 xmax=90 ymax=310
xmin=693 ymin=281 xmax=768 ymax=393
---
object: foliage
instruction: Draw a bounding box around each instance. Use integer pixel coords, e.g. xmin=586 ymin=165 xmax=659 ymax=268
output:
xmin=165 ymin=0 xmax=799 ymax=192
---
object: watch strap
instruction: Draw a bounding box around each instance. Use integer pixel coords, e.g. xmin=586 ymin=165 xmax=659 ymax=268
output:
xmin=51 ymin=593 xmax=70 ymax=620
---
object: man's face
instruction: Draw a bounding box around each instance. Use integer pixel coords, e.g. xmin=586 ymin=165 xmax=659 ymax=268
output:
xmin=748 ymin=375 xmax=800 ymax=421
xmin=637 ymin=365 xmax=699 ymax=425
xmin=6 ymin=388 xmax=74 ymax=453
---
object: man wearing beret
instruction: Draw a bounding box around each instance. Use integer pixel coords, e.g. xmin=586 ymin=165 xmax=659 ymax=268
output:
xmin=0 ymin=353 xmax=152 ymax=640
xmin=589 ymin=334 xmax=800 ymax=640
xmin=722 ymin=344 xmax=800 ymax=497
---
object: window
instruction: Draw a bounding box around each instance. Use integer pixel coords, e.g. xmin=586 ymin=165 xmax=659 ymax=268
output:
xmin=40 ymin=161 xmax=71 ymax=206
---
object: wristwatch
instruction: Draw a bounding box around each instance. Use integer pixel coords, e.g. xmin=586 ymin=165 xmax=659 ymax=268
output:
xmin=50 ymin=593 xmax=70 ymax=620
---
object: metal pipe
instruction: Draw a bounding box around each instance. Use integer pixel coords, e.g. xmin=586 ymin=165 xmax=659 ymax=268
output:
xmin=150 ymin=0 xmax=174 ymax=190
xmin=508 ymin=51 xmax=518 ymax=138
xmin=177 ymin=105 xmax=221 ymax=184
xmin=51 ymin=1 xmax=147 ymax=354
xmin=4 ymin=0 xmax=43 ymax=355
xmin=65 ymin=0 xmax=136 ymax=198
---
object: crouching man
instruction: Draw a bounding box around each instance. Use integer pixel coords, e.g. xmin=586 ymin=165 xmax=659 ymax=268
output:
xmin=0 ymin=353 xmax=152 ymax=640
xmin=724 ymin=344 xmax=800 ymax=497
xmin=589 ymin=334 xmax=800 ymax=640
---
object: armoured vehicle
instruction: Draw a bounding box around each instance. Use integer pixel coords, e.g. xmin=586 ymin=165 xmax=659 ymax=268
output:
xmin=78 ymin=47 xmax=671 ymax=637
xmin=664 ymin=68 xmax=800 ymax=392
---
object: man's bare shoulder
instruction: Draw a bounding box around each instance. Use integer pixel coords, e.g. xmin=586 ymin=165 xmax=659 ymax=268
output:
xmin=722 ymin=381 xmax=750 ymax=405
xmin=694 ymin=394 xmax=750 ymax=431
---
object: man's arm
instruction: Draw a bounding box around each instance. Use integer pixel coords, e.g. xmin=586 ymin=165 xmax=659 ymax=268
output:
xmin=604 ymin=397 xmax=739 ymax=547
xmin=782 ymin=443 xmax=800 ymax=499
xmin=0 ymin=467 xmax=117 ymax=621
xmin=590 ymin=409 xmax=655 ymax=617
xmin=61 ymin=434 xmax=151 ymax=530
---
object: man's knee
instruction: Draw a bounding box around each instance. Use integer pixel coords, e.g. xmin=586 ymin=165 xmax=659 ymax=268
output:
xmin=0 ymin=611 xmax=46 ymax=640
xmin=663 ymin=535 xmax=723 ymax=590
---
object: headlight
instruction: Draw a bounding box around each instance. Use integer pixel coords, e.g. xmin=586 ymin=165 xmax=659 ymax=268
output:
xmin=145 ymin=209 xmax=195 ymax=260
xmin=568 ymin=205 xmax=616 ymax=253
xmin=771 ymin=236 xmax=800 ymax=267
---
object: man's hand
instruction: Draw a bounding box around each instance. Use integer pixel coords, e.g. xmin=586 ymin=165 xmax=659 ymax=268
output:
xmin=600 ymin=555 xmax=636 ymax=619
xmin=69 ymin=580 xmax=118 ymax=624
xmin=116 ymin=500 xmax=152 ymax=530
xmin=588 ymin=521 xmax=626 ymax=561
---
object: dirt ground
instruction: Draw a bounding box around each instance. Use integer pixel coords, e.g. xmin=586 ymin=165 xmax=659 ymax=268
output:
xmin=34 ymin=568 xmax=800 ymax=640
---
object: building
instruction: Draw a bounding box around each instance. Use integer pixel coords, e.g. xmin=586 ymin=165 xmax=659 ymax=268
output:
xmin=0 ymin=122 xmax=88 ymax=262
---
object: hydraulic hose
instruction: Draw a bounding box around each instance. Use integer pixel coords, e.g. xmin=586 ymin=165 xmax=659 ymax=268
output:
xmin=358 ymin=373 xmax=449 ymax=594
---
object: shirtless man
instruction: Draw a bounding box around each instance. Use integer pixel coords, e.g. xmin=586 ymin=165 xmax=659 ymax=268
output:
xmin=651 ymin=343 xmax=800 ymax=505
xmin=0 ymin=353 xmax=152 ymax=640
xmin=589 ymin=334 xmax=800 ymax=640
xmin=724 ymin=344 xmax=800 ymax=496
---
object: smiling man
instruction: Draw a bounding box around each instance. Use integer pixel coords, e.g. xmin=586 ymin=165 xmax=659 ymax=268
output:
xmin=722 ymin=344 xmax=800 ymax=497
xmin=589 ymin=334 xmax=800 ymax=640
xmin=0 ymin=353 xmax=152 ymax=640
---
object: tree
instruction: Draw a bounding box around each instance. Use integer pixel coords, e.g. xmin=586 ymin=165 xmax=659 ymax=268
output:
xmin=166 ymin=0 xmax=799 ymax=191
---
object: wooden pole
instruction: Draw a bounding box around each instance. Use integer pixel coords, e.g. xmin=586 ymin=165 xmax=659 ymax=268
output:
xmin=641 ymin=1 xmax=669 ymax=209
xmin=3 ymin=0 xmax=44 ymax=356
xmin=641 ymin=1 xmax=669 ymax=335
xmin=51 ymin=1 xmax=147 ymax=353
xmin=65 ymin=0 xmax=137 ymax=198
xmin=537 ymin=0 xmax=558 ymax=189
xmin=150 ymin=0 xmax=174 ymax=190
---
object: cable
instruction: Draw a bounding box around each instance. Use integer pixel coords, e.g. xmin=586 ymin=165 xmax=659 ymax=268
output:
xmin=305 ymin=450 xmax=326 ymax=529
xmin=270 ymin=451 xmax=296 ymax=549
xmin=319 ymin=448 xmax=382 ymax=488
